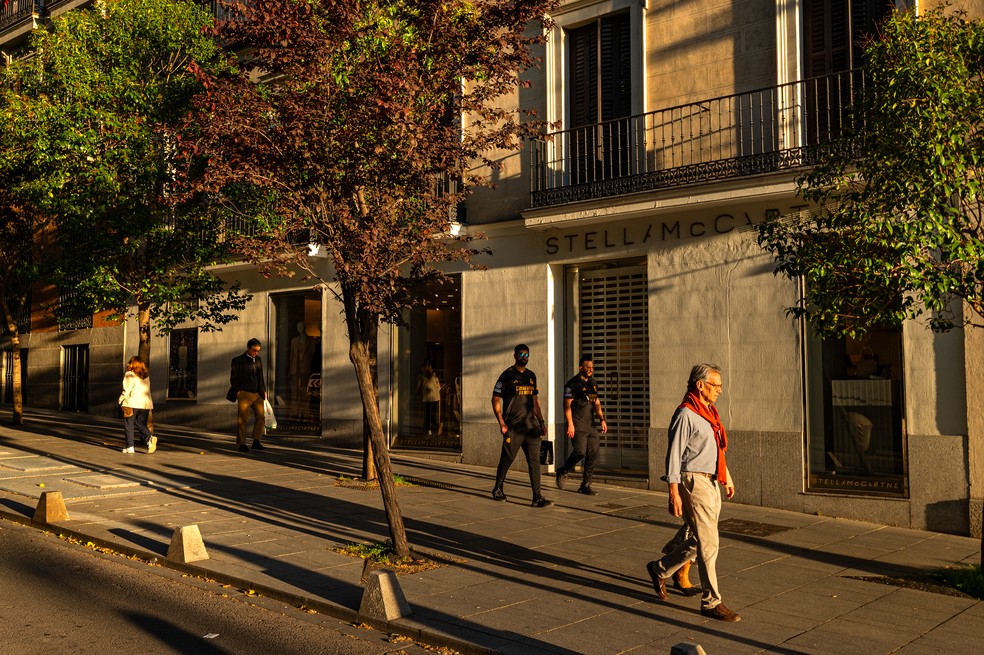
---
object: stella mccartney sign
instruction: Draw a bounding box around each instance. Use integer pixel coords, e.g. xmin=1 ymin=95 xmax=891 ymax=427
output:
xmin=544 ymin=205 xmax=806 ymax=256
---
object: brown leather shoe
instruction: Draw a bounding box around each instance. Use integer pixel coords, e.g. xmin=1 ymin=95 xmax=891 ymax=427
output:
xmin=646 ymin=561 xmax=668 ymax=601
xmin=673 ymin=559 xmax=694 ymax=590
xmin=701 ymin=603 xmax=741 ymax=622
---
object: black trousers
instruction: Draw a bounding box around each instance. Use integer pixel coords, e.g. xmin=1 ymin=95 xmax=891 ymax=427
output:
xmin=423 ymin=401 xmax=439 ymax=432
xmin=494 ymin=428 xmax=542 ymax=498
xmin=558 ymin=429 xmax=600 ymax=485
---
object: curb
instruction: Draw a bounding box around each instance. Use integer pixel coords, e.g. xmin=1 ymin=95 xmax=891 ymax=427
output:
xmin=0 ymin=505 xmax=500 ymax=655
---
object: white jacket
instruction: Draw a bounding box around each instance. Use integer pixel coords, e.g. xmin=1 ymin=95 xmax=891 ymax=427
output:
xmin=119 ymin=371 xmax=154 ymax=410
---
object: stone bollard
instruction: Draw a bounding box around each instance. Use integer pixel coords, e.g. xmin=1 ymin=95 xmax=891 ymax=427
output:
xmin=359 ymin=569 xmax=411 ymax=621
xmin=33 ymin=490 xmax=70 ymax=524
xmin=670 ymin=644 xmax=707 ymax=655
xmin=166 ymin=525 xmax=209 ymax=563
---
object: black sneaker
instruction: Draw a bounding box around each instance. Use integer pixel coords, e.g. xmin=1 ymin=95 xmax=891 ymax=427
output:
xmin=578 ymin=485 xmax=598 ymax=496
xmin=555 ymin=471 xmax=566 ymax=490
xmin=251 ymin=440 xmax=266 ymax=451
xmin=238 ymin=444 xmax=249 ymax=453
xmin=491 ymin=487 xmax=507 ymax=502
xmin=531 ymin=497 xmax=553 ymax=508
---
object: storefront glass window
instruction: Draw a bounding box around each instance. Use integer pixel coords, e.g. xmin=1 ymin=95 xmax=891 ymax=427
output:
xmin=167 ymin=328 xmax=197 ymax=400
xmin=393 ymin=276 xmax=462 ymax=451
xmin=805 ymin=326 xmax=907 ymax=497
xmin=270 ymin=291 xmax=323 ymax=435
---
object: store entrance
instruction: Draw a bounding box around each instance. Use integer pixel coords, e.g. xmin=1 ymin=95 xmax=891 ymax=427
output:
xmin=565 ymin=259 xmax=649 ymax=475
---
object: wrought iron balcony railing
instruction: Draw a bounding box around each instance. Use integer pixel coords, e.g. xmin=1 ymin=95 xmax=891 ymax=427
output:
xmin=1 ymin=1 xmax=236 ymax=36
xmin=198 ymin=0 xmax=244 ymax=22
xmin=0 ymin=0 xmax=41 ymax=34
xmin=531 ymin=69 xmax=865 ymax=208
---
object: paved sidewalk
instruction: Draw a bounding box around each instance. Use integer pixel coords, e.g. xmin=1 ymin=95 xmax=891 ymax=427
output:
xmin=0 ymin=409 xmax=980 ymax=655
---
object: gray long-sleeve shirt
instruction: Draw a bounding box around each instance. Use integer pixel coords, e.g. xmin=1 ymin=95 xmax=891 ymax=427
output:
xmin=665 ymin=406 xmax=718 ymax=484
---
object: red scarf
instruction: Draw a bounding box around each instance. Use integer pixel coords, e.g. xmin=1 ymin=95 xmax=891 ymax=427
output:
xmin=679 ymin=390 xmax=728 ymax=486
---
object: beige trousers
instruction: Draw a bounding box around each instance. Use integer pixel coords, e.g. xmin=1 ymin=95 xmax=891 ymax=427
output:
xmin=657 ymin=472 xmax=723 ymax=609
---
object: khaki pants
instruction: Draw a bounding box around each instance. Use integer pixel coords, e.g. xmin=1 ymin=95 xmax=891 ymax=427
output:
xmin=237 ymin=390 xmax=265 ymax=446
xmin=657 ymin=472 xmax=723 ymax=609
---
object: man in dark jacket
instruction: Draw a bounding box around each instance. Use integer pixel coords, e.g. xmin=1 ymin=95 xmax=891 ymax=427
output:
xmin=229 ymin=338 xmax=267 ymax=453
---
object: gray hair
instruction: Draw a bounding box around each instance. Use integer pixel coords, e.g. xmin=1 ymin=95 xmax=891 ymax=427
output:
xmin=687 ymin=363 xmax=721 ymax=391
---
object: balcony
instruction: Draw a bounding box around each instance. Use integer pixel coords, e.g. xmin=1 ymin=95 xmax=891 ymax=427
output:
xmin=531 ymin=70 xmax=865 ymax=209
xmin=197 ymin=0 xmax=243 ymax=23
xmin=1 ymin=1 xmax=235 ymax=41
xmin=0 ymin=0 xmax=42 ymax=36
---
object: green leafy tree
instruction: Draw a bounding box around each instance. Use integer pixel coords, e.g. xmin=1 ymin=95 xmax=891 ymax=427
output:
xmin=27 ymin=0 xmax=250 ymax=365
xmin=180 ymin=0 xmax=556 ymax=557
xmin=0 ymin=95 xmax=59 ymax=425
xmin=758 ymin=7 xmax=984 ymax=337
xmin=0 ymin=60 xmax=122 ymax=423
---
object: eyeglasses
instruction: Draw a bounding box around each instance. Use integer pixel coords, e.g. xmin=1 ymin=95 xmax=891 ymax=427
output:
xmin=702 ymin=381 xmax=722 ymax=389
xmin=516 ymin=353 xmax=530 ymax=359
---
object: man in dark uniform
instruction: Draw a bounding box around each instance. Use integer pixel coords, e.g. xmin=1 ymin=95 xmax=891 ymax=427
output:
xmin=491 ymin=344 xmax=552 ymax=507
xmin=556 ymin=356 xmax=607 ymax=495
xmin=229 ymin=338 xmax=268 ymax=454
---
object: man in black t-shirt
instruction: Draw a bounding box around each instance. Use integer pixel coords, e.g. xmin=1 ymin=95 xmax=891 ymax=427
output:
xmin=556 ymin=356 xmax=607 ymax=495
xmin=491 ymin=344 xmax=553 ymax=507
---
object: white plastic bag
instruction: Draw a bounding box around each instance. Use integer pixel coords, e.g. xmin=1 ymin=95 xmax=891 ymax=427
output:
xmin=263 ymin=398 xmax=277 ymax=430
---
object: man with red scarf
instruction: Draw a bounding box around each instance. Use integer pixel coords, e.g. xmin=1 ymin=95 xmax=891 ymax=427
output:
xmin=646 ymin=363 xmax=740 ymax=622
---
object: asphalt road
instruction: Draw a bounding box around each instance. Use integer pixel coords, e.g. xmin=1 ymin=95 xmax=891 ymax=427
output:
xmin=0 ymin=520 xmax=430 ymax=655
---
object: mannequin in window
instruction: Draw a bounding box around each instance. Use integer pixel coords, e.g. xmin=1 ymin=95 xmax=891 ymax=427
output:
xmin=417 ymin=360 xmax=441 ymax=436
xmin=176 ymin=334 xmax=189 ymax=397
xmin=289 ymin=321 xmax=315 ymax=419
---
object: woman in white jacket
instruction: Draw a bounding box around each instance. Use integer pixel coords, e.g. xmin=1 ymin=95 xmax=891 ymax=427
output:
xmin=119 ymin=356 xmax=156 ymax=454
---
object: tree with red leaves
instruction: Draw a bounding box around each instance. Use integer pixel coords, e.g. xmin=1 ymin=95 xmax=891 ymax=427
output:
xmin=180 ymin=0 xmax=556 ymax=557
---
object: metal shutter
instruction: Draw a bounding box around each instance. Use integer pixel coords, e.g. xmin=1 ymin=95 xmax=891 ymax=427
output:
xmin=574 ymin=262 xmax=649 ymax=472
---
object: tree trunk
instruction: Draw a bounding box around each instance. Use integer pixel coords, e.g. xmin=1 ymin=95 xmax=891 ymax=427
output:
xmin=344 ymin=296 xmax=408 ymax=558
xmin=10 ymin=339 xmax=23 ymax=426
xmin=1 ymin=295 xmax=24 ymax=425
xmin=361 ymin=321 xmax=378 ymax=481
xmin=137 ymin=301 xmax=153 ymax=433
xmin=137 ymin=302 xmax=152 ymax=364
xmin=362 ymin=410 xmax=377 ymax=481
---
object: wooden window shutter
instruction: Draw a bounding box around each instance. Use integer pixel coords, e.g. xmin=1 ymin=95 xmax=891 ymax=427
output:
xmin=600 ymin=13 xmax=631 ymax=122
xmin=569 ymin=23 xmax=598 ymax=129
xmin=805 ymin=0 xmax=895 ymax=77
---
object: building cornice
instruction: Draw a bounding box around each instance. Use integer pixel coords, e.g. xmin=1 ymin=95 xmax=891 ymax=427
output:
xmin=521 ymin=176 xmax=800 ymax=230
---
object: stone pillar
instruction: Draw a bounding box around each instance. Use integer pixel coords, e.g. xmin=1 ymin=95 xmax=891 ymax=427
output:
xmin=964 ymin=324 xmax=984 ymax=556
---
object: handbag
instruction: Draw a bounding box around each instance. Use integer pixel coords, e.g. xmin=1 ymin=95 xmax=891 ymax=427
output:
xmin=122 ymin=406 xmax=133 ymax=418
xmin=539 ymin=440 xmax=554 ymax=466
xmin=263 ymin=398 xmax=277 ymax=430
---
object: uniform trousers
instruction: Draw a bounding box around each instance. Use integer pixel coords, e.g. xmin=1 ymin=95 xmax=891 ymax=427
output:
xmin=557 ymin=429 xmax=599 ymax=485
xmin=494 ymin=428 xmax=542 ymax=498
